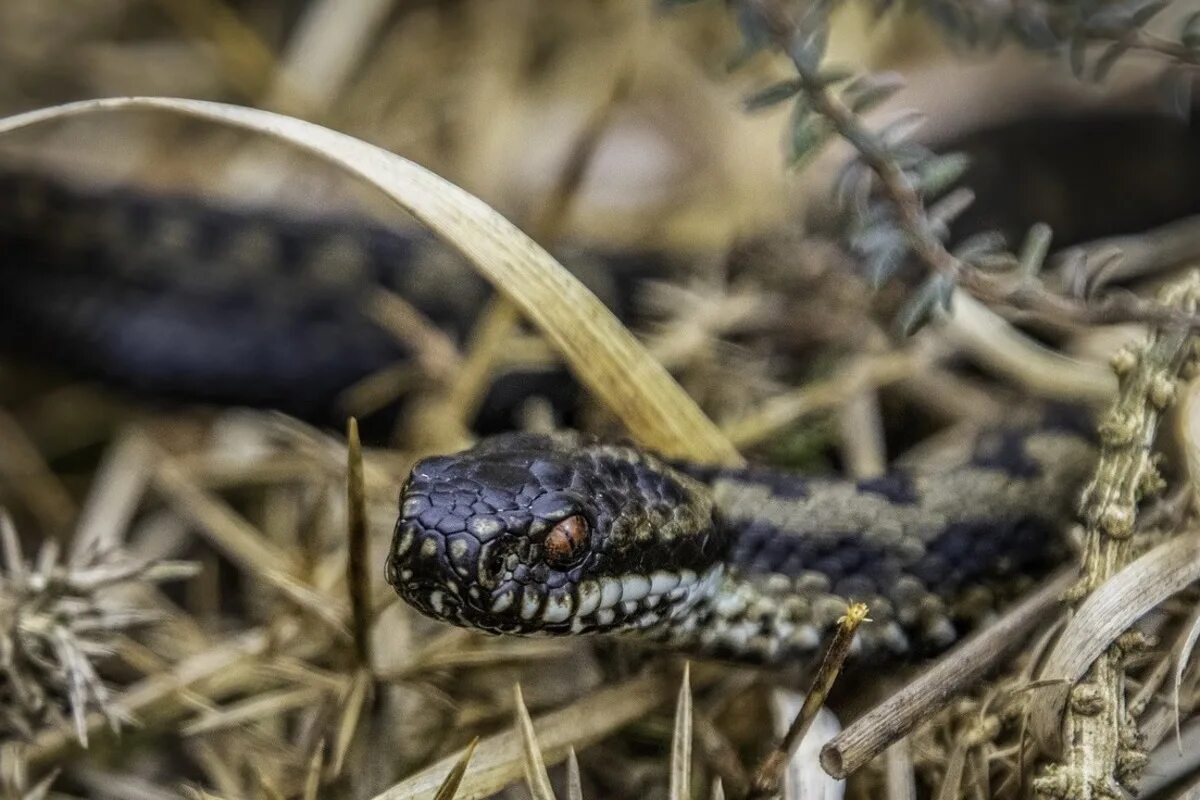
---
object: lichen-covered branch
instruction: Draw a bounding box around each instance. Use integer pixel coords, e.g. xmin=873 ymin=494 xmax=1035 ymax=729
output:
xmin=1034 ymin=273 xmax=1200 ymax=799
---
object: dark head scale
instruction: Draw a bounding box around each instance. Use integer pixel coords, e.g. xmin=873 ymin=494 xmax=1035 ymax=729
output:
xmin=387 ymin=432 xmax=730 ymax=636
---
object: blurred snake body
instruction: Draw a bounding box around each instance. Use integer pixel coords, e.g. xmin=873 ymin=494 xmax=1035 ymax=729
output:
xmin=0 ymin=168 xmax=1097 ymax=666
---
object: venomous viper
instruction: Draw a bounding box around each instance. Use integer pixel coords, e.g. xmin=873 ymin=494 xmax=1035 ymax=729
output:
xmin=0 ymin=166 xmax=1100 ymax=666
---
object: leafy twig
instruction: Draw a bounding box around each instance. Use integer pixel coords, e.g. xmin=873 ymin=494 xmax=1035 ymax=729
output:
xmin=729 ymin=0 xmax=1200 ymax=335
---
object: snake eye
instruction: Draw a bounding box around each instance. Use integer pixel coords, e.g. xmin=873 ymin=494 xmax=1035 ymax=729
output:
xmin=543 ymin=515 xmax=589 ymax=568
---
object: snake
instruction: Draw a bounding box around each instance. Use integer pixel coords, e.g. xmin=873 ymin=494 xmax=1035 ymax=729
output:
xmin=0 ymin=165 xmax=1101 ymax=667
xmin=386 ymin=424 xmax=1096 ymax=665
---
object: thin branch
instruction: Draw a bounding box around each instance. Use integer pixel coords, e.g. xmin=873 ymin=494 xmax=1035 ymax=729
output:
xmin=738 ymin=0 xmax=1200 ymax=334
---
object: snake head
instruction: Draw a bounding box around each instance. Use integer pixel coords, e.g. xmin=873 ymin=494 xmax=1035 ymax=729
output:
xmin=387 ymin=432 xmax=729 ymax=636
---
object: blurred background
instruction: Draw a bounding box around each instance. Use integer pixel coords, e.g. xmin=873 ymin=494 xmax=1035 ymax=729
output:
xmin=0 ymin=0 xmax=1189 ymax=247
xmin=2 ymin=1 xmax=1200 ymax=799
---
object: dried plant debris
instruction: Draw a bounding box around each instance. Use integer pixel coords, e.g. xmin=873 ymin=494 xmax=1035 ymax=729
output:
xmin=0 ymin=512 xmax=192 ymax=745
xmin=4 ymin=1 xmax=1200 ymax=799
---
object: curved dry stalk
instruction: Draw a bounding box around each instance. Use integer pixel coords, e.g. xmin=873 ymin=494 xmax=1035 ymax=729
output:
xmin=942 ymin=292 xmax=1117 ymax=403
xmin=0 ymin=97 xmax=741 ymax=467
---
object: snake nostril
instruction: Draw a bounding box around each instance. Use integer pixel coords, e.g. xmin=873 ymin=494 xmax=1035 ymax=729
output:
xmin=475 ymin=541 xmax=504 ymax=589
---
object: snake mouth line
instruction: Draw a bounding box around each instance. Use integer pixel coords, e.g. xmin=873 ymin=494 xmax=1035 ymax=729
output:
xmin=397 ymin=564 xmax=726 ymax=637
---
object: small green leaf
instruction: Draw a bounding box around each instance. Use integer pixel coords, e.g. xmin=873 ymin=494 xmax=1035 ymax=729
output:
xmin=743 ymin=80 xmax=804 ymax=111
xmin=864 ymin=243 xmax=908 ymax=288
xmin=787 ymin=20 xmax=829 ymax=73
xmin=843 ymin=71 xmax=905 ymax=114
xmin=833 ymin=160 xmax=873 ymax=211
xmin=927 ymin=187 xmax=976 ymax=229
xmin=890 ymin=142 xmax=933 ymax=169
xmin=788 ymin=101 xmax=831 ymax=163
xmin=953 ymin=231 xmax=1007 ymax=262
xmin=1018 ymin=222 xmax=1054 ymax=277
xmin=735 ymin=4 xmax=775 ymax=50
xmin=897 ymin=275 xmax=956 ymax=336
xmin=850 ymin=221 xmax=903 ymax=255
xmin=915 ymin=152 xmax=971 ymax=196
xmin=815 ymin=66 xmax=856 ymax=86
xmin=879 ymin=112 xmax=925 ymax=148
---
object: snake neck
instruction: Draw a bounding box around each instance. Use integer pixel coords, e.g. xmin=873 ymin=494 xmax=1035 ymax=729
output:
xmin=638 ymin=423 xmax=1097 ymax=665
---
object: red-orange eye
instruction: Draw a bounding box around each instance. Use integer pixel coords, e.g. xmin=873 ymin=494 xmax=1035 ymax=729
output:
xmin=544 ymin=515 xmax=589 ymax=567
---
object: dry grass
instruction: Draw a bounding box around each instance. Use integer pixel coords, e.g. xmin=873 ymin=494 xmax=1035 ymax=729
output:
xmin=0 ymin=2 xmax=1199 ymax=799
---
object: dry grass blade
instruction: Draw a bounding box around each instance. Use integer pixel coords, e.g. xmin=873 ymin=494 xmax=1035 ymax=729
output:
xmin=515 ymin=683 xmax=557 ymax=800
xmin=22 ymin=769 xmax=59 ymax=800
xmin=1173 ymin=609 xmax=1200 ymax=749
xmin=180 ymin=686 xmax=327 ymax=736
xmin=303 ymin=737 xmax=326 ymax=800
xmin=670 ymin=664 xmax=693 ymax=800
xmin=723 ymin=353 xmax=920 ymax=449
xmin=433 ymin=737 xmax=480 ymax=800
xmin=565 ymin=748 xmax=583 ymax=800
xmin=263 ymin=0 xmax=395 ymax=114
xmin=345 ymin=417 xmax=372 ymax=667
xmin=378 ymin=640 xmax=571 ymax=682
xmin=754 ymin=604 xmax=866 ymax=794
xmin=330 ymin=668 xmax=370 ymax=777
xmin=933 ymin=741 xmax=967 ymax=800
xmin=0 ymin=509 xmax=24 ymax=584
xmin=0 ymin=408 xmax=76 ymax=533
xmin=884 ymin=740 xmax=916 ymax=800
xmin=1030 ymin=531 xmax=1200 ymax=748
xmin=71 ymin=430 xmax=156 ymax=561
xmin=373 ymin=672 xmax=672 ymax=800
xmin=943 ymin=292 xmax=1117 ymax=403
xmin=184 ymin=788 xmax=235 ymax=800
xmin=0 ymin=97 xmax=741 ymax=466
xmin=151 ymin=453 xmax=350 ymax=638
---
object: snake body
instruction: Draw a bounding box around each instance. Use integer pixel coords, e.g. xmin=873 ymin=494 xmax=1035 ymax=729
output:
xmin=0 ymin=167 xmax=665 ymax=424
xmin=387 ymin=423 xmax=1095 ymax=665
xmin=0 ymin=167 xmax=1099 ymax=666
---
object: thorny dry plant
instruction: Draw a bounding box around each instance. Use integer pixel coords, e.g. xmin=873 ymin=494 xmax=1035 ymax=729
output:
xmin=0 ymin=512 xmax=194 ymax=747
